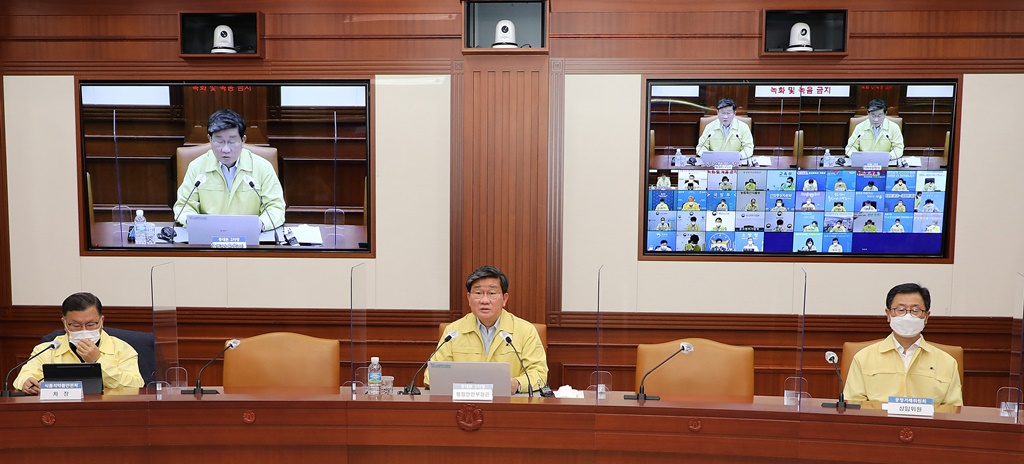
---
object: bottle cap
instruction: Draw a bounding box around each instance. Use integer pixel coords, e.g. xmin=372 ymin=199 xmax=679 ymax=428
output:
xmin=371 ymin=356 xmax=379 ymax=363
xmin=136 ymin=210 xmax=143 ymax=216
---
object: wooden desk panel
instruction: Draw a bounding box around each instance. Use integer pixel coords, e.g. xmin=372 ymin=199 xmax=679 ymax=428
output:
xmin=0 ymin=392 xmax=1021 ymax=463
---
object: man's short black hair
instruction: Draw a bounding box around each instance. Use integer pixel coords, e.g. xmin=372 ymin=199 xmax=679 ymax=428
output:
xmin=886 ymin=283 xmax=931 ymax=311
xmin=717 ymin=98 xmax=737 ymax=111
xmin=867 ymin=99 xmax=888 ymax=113
xmin=207 ymin=109 xmax=247 ymax=138
xmin=466 ymin=266 xmax=509 ymax=293
xmin=62 ymin=292 xmax=102 ymax=316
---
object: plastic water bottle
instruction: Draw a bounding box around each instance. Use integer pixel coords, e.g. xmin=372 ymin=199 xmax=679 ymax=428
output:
xmin=367 ymin=357 xmax=382 ymax=396
xmin=134 ymin=210 xmax=151 ymax=245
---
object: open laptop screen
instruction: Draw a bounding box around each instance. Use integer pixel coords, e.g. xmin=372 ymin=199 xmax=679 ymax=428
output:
xmin=42 ymin=363 xmax=103 ymax=394
xmin=427 ymin=361 xmax=512 ymax=397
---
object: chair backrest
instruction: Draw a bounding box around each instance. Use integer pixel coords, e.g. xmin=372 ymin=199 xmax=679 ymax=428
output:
xmin=840 ymin=339 xmax=964 ymax=384
xmin=223 ymin=332 xmax=340 ymax=387
xmin=438 ymin=322 xmax=548 ymax=351
xmin=175 ymin=144 xmax=279 ymax=187
xmin=699 ymin=115 xmax=753 ymax=138
xmin=635 ymin=338 xmax=754 ymax=399
xmin=43 ymin=328 xmax=156 ymax=386
xmin=848 ymin=116 xmax=903 ymax=137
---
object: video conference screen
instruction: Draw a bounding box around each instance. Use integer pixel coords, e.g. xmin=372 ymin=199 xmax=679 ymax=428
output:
xmin=644 ymin=80 xmax=956 ymax=258
xmin=79 ymin=80 xmax=370 ymax=252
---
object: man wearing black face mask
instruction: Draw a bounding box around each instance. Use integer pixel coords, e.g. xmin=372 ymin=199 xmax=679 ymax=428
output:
xmin=843 ymin=283 xmax=962 ymax=406
xmin=13 ymin=292 xmax=143 ymax=395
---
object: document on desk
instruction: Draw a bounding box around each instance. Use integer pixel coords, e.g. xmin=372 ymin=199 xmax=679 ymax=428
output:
xmin=258 ymin=224 xmax=324 ymax=245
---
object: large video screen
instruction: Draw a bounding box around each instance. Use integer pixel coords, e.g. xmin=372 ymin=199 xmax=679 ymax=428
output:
xmin=644 ymin=80 xmax=956 ymax=258
xmin=79 ymin=80 xmax=370 ymax=252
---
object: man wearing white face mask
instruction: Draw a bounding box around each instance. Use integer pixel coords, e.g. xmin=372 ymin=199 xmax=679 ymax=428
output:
xmin=13 ymin=292 xmax=143 ymax=395
xmin=843 ymin=283 xmax=962 ymax=406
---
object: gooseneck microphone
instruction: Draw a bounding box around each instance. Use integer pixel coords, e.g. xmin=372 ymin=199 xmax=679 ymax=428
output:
xmin=162 ymin=173 xmax=208 ymax=242
xmin=498 ymin=330 xmax=534 ymax=398
xmin=2 ymin=340 xmax=61 ymax=397
xmin=821 ymin=350 xmax=860 ymax=410
xmin=182 ymin=339 xmax=240 ymax=396
xmin=402 ymin=330 xmax=459 ymax=395
xmin=242 ymin=174 xmax=282 ymax=245
xmin=625 ymin=341 xmax=694 ymax=401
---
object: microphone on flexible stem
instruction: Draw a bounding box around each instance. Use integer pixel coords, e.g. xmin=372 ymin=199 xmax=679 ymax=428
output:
xmin=821 ymin=350 xmax=860 ymax=411
xmin=242 ymin=174 xmax=283 ymax=245
xmin=498 ymin=330 xmax=533 ymax=398
xmin=402 ymin=330 xmax=459 ymax=395
xmin=2 ymin=340 xmax=61 ymax=397
xmin=162 ymin=173 xmax=208 ymax=242
xmin=182 ymin=339 xmax=240 ymax=396
xmin=625 ymin=342 xmax=694 ymax=401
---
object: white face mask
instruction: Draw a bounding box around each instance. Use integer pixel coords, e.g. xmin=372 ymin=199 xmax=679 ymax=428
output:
xmin=67 ymin=327 xmax=101 ymax=345
xmin=889 ymin=313 xmax=925 ymax=339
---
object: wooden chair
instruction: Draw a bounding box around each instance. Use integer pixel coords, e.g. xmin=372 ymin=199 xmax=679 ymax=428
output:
xmin=699 ymin=115 xmax=753 ymax=138
xmin=175 ymin=143 xmax=279 ymax=188
xmin=438 ymin=322 xmax=548 ymax=351
xmin=848 ymin=116 xmax=903 ymax=137
xmin=840 ymin=339 xmax=964 ymax=384
xmin=634 ymin=338 xmax=754 ymax=399
xmin=223 ymin=332 xmax=340 ymax=388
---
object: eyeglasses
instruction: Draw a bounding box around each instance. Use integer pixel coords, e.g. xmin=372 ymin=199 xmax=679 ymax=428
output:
xmin=470 ymin=290 xmax=503 ymax=301
xmin=211 ymin=138 xmax=242 ymax=148
xmin=890 ymin=306 xmax=927 ymax=317
xmin=66 ymin=321 xmax=101 ymax=330
xmin=867 ymin=111 xmax=886 ymax=119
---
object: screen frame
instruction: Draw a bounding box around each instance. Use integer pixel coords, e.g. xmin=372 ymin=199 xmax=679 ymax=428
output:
xmin=76 ymin=78 xmax=374 ymax=257
xmin=640 ymin=78 xmax=959 ymax=263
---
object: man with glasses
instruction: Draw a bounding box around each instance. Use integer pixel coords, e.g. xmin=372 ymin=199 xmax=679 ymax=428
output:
xmin=695 ymin=98 xmax=755 ymax=162
xmin=14 ymin=292 xmax=143 ymax=395
xmin=424 ymin=266 xmax=548 ymax=394
xmin=173 ymin=109 xmax=285 ymax=231
xmin=843 ymin=283 xmax=962 ymax=406
xmin=844 ymin=98 xmax=905 ymax=161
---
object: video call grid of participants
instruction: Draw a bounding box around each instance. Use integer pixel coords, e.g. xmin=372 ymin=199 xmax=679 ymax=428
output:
xmin=646 ymin=169 xmax=947 ymax=253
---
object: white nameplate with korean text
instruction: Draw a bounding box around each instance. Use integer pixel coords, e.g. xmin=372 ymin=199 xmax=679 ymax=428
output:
xmin=884 ymin=396 xmax=934 ymax=417
xmin=211 ymin=237 xmax=247 ymax=248
xmin=39 ymin=381 xmax=84 ymax=401
xmin=452 ymin=383 xmax=494 ymax=402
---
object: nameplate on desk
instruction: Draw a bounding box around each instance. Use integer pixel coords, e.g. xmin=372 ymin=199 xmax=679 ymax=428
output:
xmin=863 ymin=163 xmax=883 ymax=171
xmin=452 ymin=383 xmax=493 ymax=402
xmin=211 ymin=237 xmax=247 ymax=248
xmin=39 ymin=381 xmax=84 ymax=401
xmin=884 ymin=396 xmax=934 ymax=417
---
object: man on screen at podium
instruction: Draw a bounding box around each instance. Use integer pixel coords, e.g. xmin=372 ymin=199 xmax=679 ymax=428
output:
xmin=13 ymin=292 xmax=143 ymax=395
xmin=844 ymin=99 xmax=905 ymax=161
xmin=844 ymin=283 xmax=962 ymax=406
xmin=425 ymin=266 xmax=548 ymax=394
xmin=173 ymin=109 xmax=285 ymax=231
xmin=695 ymin=98 xmax=754 ymax=161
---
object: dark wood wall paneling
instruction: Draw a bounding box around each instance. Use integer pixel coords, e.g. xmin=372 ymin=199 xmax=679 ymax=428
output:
xmin=4 ymin=0 xmax=1024 ymax=409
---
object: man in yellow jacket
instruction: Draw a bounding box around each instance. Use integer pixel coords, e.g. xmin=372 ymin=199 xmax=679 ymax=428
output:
xmin=844 ymin=283 xmax=962 ymax=406
xmin=173 ymin=109 xmax=285 ymax=231
xmin=696 ymin=98 xmax=755 ymax=161
xmin=14 ymin=292 xmax=143 ymax=394
xmin=844 ymin=99 xmax=905 ymax=161
xmin=425 ymin=266 xmax=548 ymax=394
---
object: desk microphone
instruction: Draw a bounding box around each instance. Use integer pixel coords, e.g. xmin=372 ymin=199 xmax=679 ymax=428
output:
xmin=498 ymin=330 xmax=534 ymax=398
xmin=161 ymin=173 xmax=208 ymax=242
xmin=401 ymin=329 xmax=459 ymax=395
xmin=182 ymin=339 xmax=240 ymax=396
xmin=625 ymin=341 xmax=694 ymax=401
xmin=243 ymin=174 xmax=286 ymax=246
xmin=2 ymin=340 xmax=61 ymax=397
xmin=821 ymin=350 xmax=860 ymax=410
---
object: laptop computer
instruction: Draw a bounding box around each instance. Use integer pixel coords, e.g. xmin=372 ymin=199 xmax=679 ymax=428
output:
xmin=850 ymin=151 xmax=891 ymax=168
xmin=186 ymin=214 xmax=263 ymax=246
xmin=700 ymin=151 xmax=742 ymax=168
xmin=427 ymin=361 xmax=512 ymax=397
xmin=42 ymin=363 xmax=103 ymax=394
